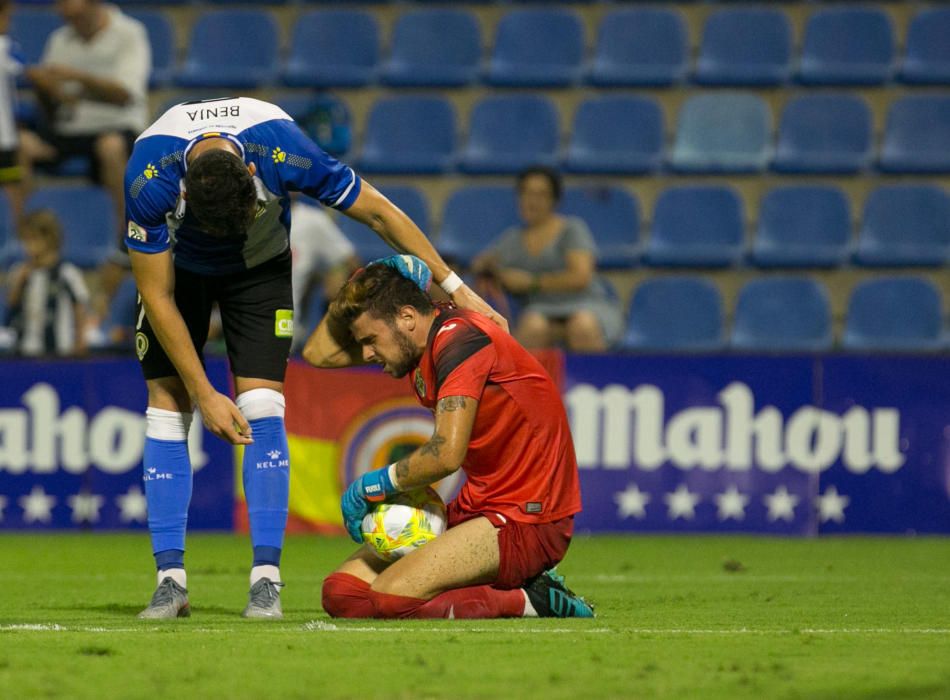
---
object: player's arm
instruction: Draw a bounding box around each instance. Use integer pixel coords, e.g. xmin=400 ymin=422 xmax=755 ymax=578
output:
xmin=392 ymin=395 xmax=477 ymax=489
xmin=301 ymin=308 xmax=364 ymax=369
xmin=339 ymin=395 xmax=477 ymax=542
xmin=344 ymin=182 xmax=508 ymax=332
xmin=129 ymin=248 xmax=252 ymax=445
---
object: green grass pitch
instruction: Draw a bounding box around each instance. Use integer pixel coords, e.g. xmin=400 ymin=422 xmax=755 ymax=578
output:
xmin=0 ymin=533 xmax=948 ymax=699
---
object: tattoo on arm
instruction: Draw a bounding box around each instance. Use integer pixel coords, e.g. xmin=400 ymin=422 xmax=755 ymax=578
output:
xmin=420 ymin=433 xmax=446 ymax=458
xmin=437 ymin=396 xmax=468 ymax=413
xmin=395 ymin=457 xmax=410 ymax=484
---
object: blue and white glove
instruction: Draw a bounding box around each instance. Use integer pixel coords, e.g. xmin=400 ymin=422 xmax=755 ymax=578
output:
xmin=341 ymin=465 xmax=398 ymax=543
xmin=372 ymin=255 xmax=432 ymax=293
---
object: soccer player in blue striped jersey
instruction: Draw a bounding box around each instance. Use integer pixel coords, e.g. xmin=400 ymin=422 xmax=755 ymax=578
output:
xmin=125 ymin=96 xmax=505 ymax=619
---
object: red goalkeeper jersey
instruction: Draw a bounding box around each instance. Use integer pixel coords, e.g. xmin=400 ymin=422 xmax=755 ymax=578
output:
xmin=410 ymin=307 xmax=582 ymax=524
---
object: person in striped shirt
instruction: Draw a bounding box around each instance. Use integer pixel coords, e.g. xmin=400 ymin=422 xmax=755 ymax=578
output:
xmin=5 ymin=209 xmax=89 ymax=356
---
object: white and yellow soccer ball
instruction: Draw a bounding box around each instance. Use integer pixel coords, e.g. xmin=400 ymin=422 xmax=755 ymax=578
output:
xmin=361 ymin=487 xmax=447 ymax=562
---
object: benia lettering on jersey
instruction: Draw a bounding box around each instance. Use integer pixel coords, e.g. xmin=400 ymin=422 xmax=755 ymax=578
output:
xmin=123 ymin=97 xmax=362 ymax=275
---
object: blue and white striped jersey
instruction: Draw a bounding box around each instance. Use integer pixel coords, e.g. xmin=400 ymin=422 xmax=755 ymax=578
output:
xmin=124 ymin=96 xmax=361 ymax=275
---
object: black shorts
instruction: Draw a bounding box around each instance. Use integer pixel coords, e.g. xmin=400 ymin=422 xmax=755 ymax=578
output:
xmin=0 ymin=149 xmax=21 ymax=183
xmin=37 ymin=129 xmax=138 ymax=184
xmin=135 ymin=250 xmax=294 ymax=382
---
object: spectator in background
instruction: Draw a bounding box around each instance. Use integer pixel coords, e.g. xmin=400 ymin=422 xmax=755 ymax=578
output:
xmin=19 ymin=0 xmax=150 ymax=312
xmin=289 ymin=196 xmax=360 ymax=352
xmin=472 ymin=166 xmax=622 ymax=352
xmin=5 ymin=209 xmax=89 ymax=356
xmin=0 ymin=0 xmax=24 ymax=223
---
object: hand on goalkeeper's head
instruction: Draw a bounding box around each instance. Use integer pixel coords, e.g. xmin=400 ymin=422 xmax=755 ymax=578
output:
xmin=371 ymin=255 xmax=432 ymax=293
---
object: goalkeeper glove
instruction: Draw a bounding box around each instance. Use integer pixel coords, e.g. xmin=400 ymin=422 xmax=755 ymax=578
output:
xmin=341 ymin=465 xmax=398 ymax=543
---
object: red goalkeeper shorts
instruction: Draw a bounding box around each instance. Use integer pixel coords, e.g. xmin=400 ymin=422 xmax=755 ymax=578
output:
xmin=446 ymin=501 xmax=574 ymax=590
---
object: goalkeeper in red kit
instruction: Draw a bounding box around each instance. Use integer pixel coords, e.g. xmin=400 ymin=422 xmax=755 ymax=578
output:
xmin=302 ymin=257 xmax=593 ymax=619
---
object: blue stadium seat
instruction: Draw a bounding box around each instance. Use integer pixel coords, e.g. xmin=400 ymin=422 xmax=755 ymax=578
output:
xmin=879 ymin=96 xmax=950 ymax=173
xmin=25 ymin=186 xmax=115 ymax=269
xmin=799 ymin=8 xmax=894 ymax=85
xmin=588 ymin=8 xmax=688 ymax=87
xmin=855 ymin=185 xmax=950 ymax=267
xmin=459 ymin=95 xmax=559 ymax=174
xmin=11 ymin=9 xmax=61 ymax=86
xmin=645 ymin=186 xmax=745 ymax=267
xmin=560 ymin=187 xmax=639 ymax=270
xmin=843 ymin=277 xmax=945 ymax=352
xmin=438 ymin=186 xmax=519 ymax=267
xmin=357 ymin=96 xmax=456 ymax=175
xmin=900 ymin=9 xmax=950 ymax=85
xmin=126 ymin=10 xmax=175 ymax=89
xmin=731 ymin=277 xmax=833 ymax=352
xmin=752 ymin=186 xmax=852 ymax=268
xmin=485 ymin=9 xmax=584 ymax=87
xmin=0 ymin=190 xmax=17 ymax=267
xmin=670 ymin=93 xmax=772 ymax=173
xmin=381 ymin=9 xmax=480 ymax=87
xmin=282 ymin=10 xmax=378 ymax=88
xmin=102 ymin=276 xmax=139 ymax=351
xmin=621 ymin=277 xmax=725 ymax=352
xmin=773 ymin=94 xmax=872 ymax=174
xmin=338 ymin=186 xmax=430 ymax=263
xmin=564 ymin=96 xmax=663 ymax=175
xmin=695 ymin=9 xmax=792 ymax=86
xmin=271 ymin=92 xmax=352 ymax=156
xmin=176 ymin=10 xmax=278 ymax=89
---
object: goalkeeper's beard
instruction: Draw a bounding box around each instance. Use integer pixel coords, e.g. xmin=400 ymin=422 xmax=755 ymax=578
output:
xmin=381 ymin=328 xmax=419 ymax=379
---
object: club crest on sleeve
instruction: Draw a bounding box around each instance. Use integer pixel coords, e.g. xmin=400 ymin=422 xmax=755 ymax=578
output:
xmin=127 ymin=221 xmax=147 ymax=242
xmin=414 ymin=368 xmax=426 ymax=398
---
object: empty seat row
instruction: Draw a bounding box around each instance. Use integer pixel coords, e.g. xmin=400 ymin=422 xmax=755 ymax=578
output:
xmin=6 ymin=182 xmax=945 ymax=271
xmin=622 ymin=275 xmax=948 ymax=353
xmin=13 ymin=7 xmax=950 ymax=89
xmin=342 ymin=93 xmax=950 ymax=175
xmin=328 ymin=183 xmax=950 ymax=270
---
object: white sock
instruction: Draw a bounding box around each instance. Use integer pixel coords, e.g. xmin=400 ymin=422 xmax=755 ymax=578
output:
xmin=522 ymin=590 xmax=538 ymax=618
xmin=159 ymin=568 xmax=186 ymax=589
xmin=251 ymin=565 xmax=281 ymax=586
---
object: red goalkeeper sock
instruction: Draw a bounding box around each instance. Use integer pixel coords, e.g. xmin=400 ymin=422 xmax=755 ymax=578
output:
xmin=322 ymin=573 xmax=375 ymax=618
xmin=371 ymin=585 xmax=526 ymax=619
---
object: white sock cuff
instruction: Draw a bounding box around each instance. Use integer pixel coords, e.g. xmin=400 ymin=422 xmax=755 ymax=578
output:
xmin=250 ymin=565 xmax=281 ymax=586
xmin=158 ymin=567 xmax=187 ymax=589
xmin=146 ymin=408 xmax=193 ymax=441
xmin=236 ymin=388 xmax=286 ymax=421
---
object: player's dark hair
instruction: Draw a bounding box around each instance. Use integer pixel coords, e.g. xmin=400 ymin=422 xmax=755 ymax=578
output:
xmin=516 ymin=165 xmax=562 ymax=203
xmin=331 ymin=263 xmax=434 ymax=331
xmin=184 ymin=149 xmax=257 ymax=239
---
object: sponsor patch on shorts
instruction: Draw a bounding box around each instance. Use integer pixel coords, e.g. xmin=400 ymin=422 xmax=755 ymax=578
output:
xmin=135 ymin=332 xmax=149 ymax=360
xmin=524 ymin=502 xmax=543 ymax=514
xmin=275 ymin=309 xmax=294 ymax=338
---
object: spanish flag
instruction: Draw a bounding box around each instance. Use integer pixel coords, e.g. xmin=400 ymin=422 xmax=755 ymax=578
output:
xmin=234 ymin=360 xmax=423 ymax=534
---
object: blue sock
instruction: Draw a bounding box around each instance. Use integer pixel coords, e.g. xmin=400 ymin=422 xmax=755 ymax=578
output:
xmin=242 ymin=416 xmax=289 ymax=567
xmin=143 ymin=437 xmax=193 ymax=570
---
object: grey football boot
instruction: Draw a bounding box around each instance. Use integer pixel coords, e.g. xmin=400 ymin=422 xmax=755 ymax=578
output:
xmin=138 ymin=577 xmax=190 ymax=619
xmin=242 ymin=578 xmax=284 ymax=619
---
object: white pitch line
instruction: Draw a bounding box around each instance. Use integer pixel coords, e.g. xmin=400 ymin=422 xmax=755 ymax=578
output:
xmin=2 ymin=623 xmax=948 ymax=636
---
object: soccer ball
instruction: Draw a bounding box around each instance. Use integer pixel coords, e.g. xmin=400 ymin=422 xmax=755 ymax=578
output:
xmin=361 ymin=487 xmax=447 ymax=562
